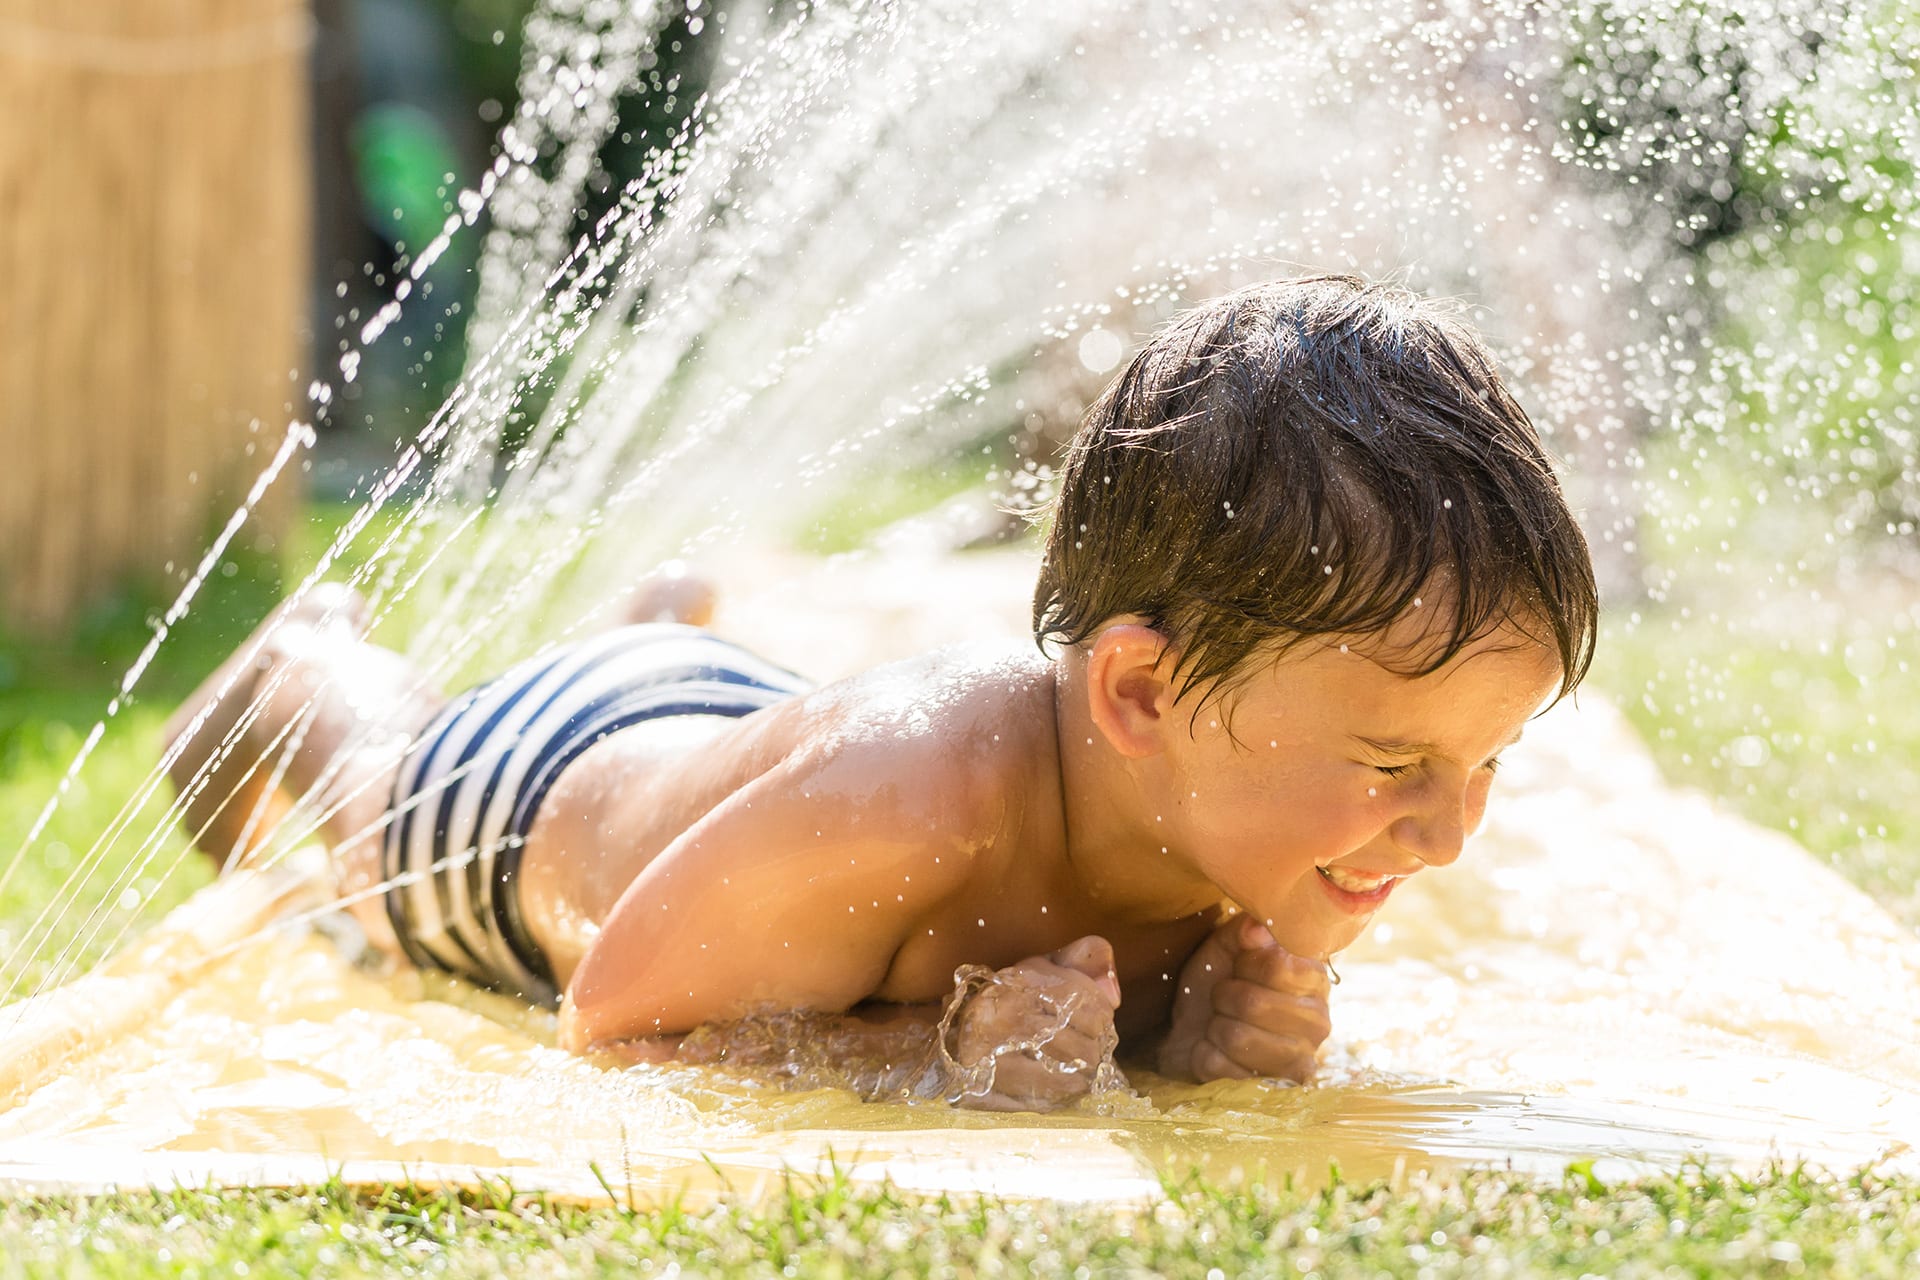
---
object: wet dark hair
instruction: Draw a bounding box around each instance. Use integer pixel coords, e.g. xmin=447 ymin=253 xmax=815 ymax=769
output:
xmin=1032 ymin=274 xmax=1598 ymax=706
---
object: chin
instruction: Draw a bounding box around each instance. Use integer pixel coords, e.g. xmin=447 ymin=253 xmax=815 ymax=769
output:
xmin=1264 ymin=903 xmax=1375 ymax=961
xmin=1232 ymin=876 xmax=1376 ymax=959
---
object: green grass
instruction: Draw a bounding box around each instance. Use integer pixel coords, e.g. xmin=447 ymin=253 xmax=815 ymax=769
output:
xmin=0 ymin=552 xmax=285 ymax=998
xmin=0 ymin=708 xmax=208 ymax=999
xmin=2 ymin=1162 xmax=1916 ymax=1278
xmin=1595 ymin=600 xmax=1920 ymax=930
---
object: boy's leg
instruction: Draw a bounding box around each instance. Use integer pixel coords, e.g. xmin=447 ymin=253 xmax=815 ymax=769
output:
xmin=165 ymin=587 xmax=445 ymax=952
xmin=165 ymin=584 xmax=362 ymax=866
xmin=612 ymin=561 xmax=717 ymax=628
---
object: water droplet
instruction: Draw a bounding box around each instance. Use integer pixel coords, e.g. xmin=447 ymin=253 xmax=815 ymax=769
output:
xmin=1077 ymin=327 xmax=1125 ymax=373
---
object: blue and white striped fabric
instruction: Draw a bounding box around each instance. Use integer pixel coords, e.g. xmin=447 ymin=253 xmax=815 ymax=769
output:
xmin=380 ymin=624 xmax=810 ymax=1007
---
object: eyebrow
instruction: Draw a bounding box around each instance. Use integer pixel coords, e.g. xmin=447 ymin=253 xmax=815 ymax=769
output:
xmin=1354 ymin=728 xmax=1527 ymax=763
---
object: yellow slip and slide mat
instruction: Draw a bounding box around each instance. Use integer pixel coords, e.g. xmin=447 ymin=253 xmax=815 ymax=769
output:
xmin=2 ymin=552 xmax=1918 ymax=1205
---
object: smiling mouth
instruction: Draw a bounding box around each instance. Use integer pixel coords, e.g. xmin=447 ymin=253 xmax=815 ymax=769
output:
xmin=1315 ymin=865 xmax=1402 ymax=909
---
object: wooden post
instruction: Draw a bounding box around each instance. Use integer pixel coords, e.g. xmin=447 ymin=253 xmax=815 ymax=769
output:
xmin=0 ymin=0 xmax=309 ymax=634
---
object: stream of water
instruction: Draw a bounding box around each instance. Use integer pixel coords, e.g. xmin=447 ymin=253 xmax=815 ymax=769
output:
xmin=3 ymin=0 xmax=1918 ymax=1199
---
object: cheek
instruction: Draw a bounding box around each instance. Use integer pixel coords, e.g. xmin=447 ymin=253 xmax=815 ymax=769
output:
xmin=1280 ymin=786 xmax=1376 ymax=841
xmin=1219 ymin=772 xmax=1383 ymax=865
xmin=1171 ymin=739 xmax=1379 ymax=858
xmin=1465 ymin=773 xmax=1496 ymax=832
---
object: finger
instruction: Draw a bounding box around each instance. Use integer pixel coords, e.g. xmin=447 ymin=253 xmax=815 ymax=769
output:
xmin=1046 ymin=935 xmax=1121 ymax=1008
xmin=953 ymin=984 xmax=1058 ymax=1063
xmin=1191 ymin=1037 xmax=1255 ymax=1082
xmin=1032 ymin=1023 xmax=1106 ymax=1069
xmin=1232 ymin=943 xmax=1333 ymax=998
xmin=1205 ymin=1016 xmax=1319 ymax=1083
xmin=985 ymin=1048 xmax=1098 ymax=1107
xmin=953 ymin=979 xmax=1113 ymax=1065
xmin=1016 ymin=977 xmax=1117 ymax=1054
xmin=1211 ymin=979 xmax=1332 ymax=1043
xmin=991 ymin=964 xmax=1114 ymax=1023
xmin=1057 ymin=974 xmax=1122 ymax=1027
xmin=1233 ymin=913 xmax=1275 ymax=953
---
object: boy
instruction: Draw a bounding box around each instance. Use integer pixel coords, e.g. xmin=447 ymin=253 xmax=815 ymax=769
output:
xmin=168 ymin=275 xmax=1597 ymax=1111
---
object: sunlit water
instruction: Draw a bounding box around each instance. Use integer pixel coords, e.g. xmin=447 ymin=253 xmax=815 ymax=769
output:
xmin=2 ymin=0 xmax=1917 ymax=1202
xmin=1 ymin=554 xmax=1915 ymax=1204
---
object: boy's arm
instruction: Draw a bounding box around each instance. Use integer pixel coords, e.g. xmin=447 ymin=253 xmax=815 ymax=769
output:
xmin=590 ymin=999 xmax=952 ymax=1098
xmin=589 ymin=939 xmax=1125 ymax=1112
xmin=554 ymin=742 xmax=1126 ymax=1109
xmin=555 ymin=749 xmax=973 ymax=1053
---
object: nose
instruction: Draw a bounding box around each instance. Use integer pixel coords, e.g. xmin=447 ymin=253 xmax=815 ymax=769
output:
xmin=1391 ymin=771 xmax=1492 ymax=869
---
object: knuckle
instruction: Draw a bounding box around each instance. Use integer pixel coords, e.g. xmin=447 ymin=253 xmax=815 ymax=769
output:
xmin=1215 ymin=1019 xmax=1260 ymax=1058
xmin=1232 ymin=949 xmax=1277 ymax=982
xmin=1255 ymin=993 xmax=1326 ymax=1033
xmin=1272 ymin=965 xmax=1328 ymax=999
xmin=1211 ymin=978 xmax=1253 ymax=1019
xmin=1193 ymin=1039 xmax=1235 ymax=1082
xmin=1054 ymin=969 xmax=1097 ymax=999
xmin=1289 ymin=964 xmax=1333 ymax=998
xmin=1274 ymin=1045 xmax=1316 ymax=1081
xmin=997 ymin=959 xmax=1050 ymax=987
xmin=1213 ymin=981 xmax=1287 ymax=1029
xmin=1264 ymin=956 xmax=1318 ymax=991
xmin=1282 ymin=993 xmax=1332 ymax=1037
xmin=1072 ymin=1004 xmax=1117 ymax=1038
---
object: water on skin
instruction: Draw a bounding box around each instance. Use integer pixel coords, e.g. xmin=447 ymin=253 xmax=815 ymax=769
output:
xmin=658 ymin=965 xmax=1127 ymax=1107
xmin=3 ymin=556 xmax=1919 ymax=1202
xmin=1 ymin=0 xmax=1917 ymax=1196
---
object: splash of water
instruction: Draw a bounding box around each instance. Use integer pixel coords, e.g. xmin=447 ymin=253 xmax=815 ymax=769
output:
xmin=666 ymin=963 xmax=1132 ymax=1110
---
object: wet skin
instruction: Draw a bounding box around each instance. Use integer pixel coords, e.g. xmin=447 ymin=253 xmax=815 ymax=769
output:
xmin=539 ymin=615 xmax=1563 ymax=1094
xmin=165 ymin=588 xmax=1560 ymax=1109
xmin=529 ymin=646 xmax=1215 ymax=1048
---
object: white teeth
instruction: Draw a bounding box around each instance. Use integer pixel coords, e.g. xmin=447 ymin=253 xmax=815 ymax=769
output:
xmin=1320 ymin=867 xmax=1395 ymax=893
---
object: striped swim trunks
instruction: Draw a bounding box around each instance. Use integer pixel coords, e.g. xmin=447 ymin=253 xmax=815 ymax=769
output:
xmin=380 ymin=624 xmax=810 ymax=1007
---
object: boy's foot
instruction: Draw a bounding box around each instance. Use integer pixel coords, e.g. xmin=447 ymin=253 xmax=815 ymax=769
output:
xmin=615 ymin=561 xmax=717 ymax=628
xmin=163 ymin=584 xmax=370 ymax=870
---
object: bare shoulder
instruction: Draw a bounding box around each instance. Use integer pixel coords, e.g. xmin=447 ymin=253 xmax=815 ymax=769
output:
xmin=781 ymin=643 xmax=1060 ymax=855
xmin=528 ymin=639 xmax=1056 ymax=922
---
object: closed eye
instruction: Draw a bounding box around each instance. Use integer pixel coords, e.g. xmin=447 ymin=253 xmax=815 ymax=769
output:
xmin=1373 ymin=763 xmax=1415 ymax=779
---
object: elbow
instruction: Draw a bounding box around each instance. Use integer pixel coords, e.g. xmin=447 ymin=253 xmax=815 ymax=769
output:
xmin=557 ymin=944 xmax=623 ymax=1052
xmin=556 ymin=991 xmax=593 ymax=1054
xmin=556 ymin=958 xmax=625 ymax=1053
xmin=556 ymin=962 xmax=673 ymax=1053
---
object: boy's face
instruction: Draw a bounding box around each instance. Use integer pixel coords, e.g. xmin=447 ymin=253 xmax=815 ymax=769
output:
xmin=1155 ymin=618 xmax=1563 ymax=961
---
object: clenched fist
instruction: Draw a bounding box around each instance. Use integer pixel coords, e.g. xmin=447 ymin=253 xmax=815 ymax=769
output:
xmin=1156 ymin=914 xmax=1332 ymax=1084
xmin=943 ymin=935 xmax=1123 ymax=1111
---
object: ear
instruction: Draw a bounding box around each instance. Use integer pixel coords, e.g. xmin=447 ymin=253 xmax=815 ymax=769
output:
xmin=1085 ymin=622 xmax=1180 ymax=759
